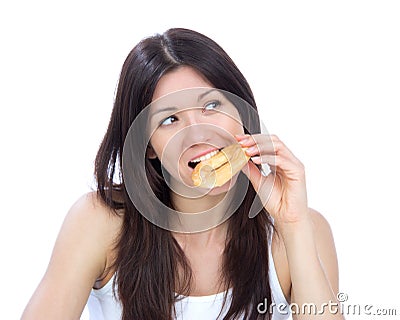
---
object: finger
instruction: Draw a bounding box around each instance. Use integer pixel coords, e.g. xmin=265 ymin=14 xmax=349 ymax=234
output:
xmin=244 ymin=144 xmax=275 ymax=157
xmin=242 ymin=161 xmax=276 ymax=219
xmin=234 ymin=134 xmax=249 ymax=139
xmin=250 ymin=156 xmax=277 ymax=177
xmin=250 ymin=155 xmax=276 ymax=166
xmin=244 ymin=135 xmax=300 ymax=164
xmin=237 ymin=134 xmax=302 ymax=176
xmin=235 ymin=134 xmax=255 ymax=147
xmin=241 ymin=160 xmax=263 ymax=193
xmin=251 ymin=153 xmax=300 ymax=175
xmin=238 ymin=134 xmax=278 ymax=156
xmin=236 ymin=134 xmax=256 ymax=147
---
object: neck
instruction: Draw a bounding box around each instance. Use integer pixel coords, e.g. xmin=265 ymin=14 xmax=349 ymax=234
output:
xmin=171 ymin=189 xmax=226 ymax=213
xmin=168 ymin=178 xmax=237 ymax=235
xmin=172 ymin=218 xmax=229 ymax=249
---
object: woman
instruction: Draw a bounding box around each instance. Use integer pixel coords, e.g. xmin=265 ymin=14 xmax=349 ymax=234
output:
xmin=22 ymin=28 xmax=343 ymax=320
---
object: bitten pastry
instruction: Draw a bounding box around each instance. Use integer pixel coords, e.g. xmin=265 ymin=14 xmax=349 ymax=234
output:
xmin=191 ymin=143 xmax=250 ymax=188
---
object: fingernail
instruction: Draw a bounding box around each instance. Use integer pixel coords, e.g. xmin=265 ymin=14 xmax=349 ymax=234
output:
xmin=235 ymin=133 xmax=249 ymax=138
xmin=246 ymin=146 xmax=258 ymax=153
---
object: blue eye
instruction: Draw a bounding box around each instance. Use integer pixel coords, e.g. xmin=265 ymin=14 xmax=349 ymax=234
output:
xmin=160 ymin=115 xmax=178 ymax=126
xmin=203 ymin=100 xmax=221 ymax=112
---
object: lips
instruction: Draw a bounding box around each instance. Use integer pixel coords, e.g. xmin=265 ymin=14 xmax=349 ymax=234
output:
xmin=191 ymin=143 xmax=250 ymax=188
xmin=187 ymin=147 xmax=222 ymax=169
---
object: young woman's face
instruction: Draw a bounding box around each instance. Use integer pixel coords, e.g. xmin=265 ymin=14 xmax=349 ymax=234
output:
xmin=148 ymin=66 xmax=245 ymax=195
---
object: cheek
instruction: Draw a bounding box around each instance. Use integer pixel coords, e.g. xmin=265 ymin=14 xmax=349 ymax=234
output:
xmin=149 ymin=131 xmax=167 ymax=158
xmin=209 ymin=104 xmax=244 ymax=134
xmin=150 ymin=130 xmax=181 ymax=163
xmin=230 ymin=120 xmax=245 ymax=134
xmin=212 ymin=115 xmax=244 ymax=135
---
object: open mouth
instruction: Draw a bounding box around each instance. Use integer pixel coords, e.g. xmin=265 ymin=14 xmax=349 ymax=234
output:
xmin=190 ymin=143 xmax=250 ymax=188
xmin=187 ymin=148 xmax=223 ymax=169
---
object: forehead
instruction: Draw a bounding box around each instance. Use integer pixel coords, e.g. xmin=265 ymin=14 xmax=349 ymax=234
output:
xmin=152 ymin=66 xmax=213 ymax=102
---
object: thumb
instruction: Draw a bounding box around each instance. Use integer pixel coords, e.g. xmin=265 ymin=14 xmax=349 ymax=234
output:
xmin=241 ymin=160 xmax=263 ymax=193
xmin=242 ymin=160 xmax=275 ymax=218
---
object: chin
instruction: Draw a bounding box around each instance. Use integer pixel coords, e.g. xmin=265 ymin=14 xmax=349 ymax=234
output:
xmin=205 ymin=185 xmax=230 ymax=196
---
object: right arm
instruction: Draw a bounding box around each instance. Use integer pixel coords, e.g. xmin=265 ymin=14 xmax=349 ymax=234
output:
xmin=21 ymin=192 xmax=122 ymax=320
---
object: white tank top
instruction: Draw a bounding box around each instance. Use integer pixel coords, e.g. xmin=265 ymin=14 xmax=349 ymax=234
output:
xmin=82 ymin=229 xmax=291 ymax=320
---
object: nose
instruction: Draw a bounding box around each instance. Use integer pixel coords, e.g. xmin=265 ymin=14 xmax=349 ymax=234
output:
xmin=181 ymin=109 xmax=214 ymax=147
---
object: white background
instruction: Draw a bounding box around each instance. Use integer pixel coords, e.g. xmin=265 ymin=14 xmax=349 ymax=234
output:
xmin=1 ymin=1 xmax=399 ymax=319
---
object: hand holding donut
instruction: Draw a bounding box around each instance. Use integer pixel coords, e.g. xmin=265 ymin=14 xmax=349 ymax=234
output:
xmin=235 ymin=134 xmax=309 ymax=228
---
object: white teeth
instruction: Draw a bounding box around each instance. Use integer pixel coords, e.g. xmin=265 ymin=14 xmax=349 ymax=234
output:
xmin=190 ymin=150 xmax=219 ymax=163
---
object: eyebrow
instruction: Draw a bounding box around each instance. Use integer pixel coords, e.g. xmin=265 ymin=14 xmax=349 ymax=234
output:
xmin=150 ymin=106 xmax=179 ymax=119
xmin=197 ymin=88 xmax=218 ymax=101
xmin=150 ymin=88 xmax=220 ymax=119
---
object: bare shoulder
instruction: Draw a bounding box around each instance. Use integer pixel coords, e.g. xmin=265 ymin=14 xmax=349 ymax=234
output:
xmin=308 ymin=208 xmax=337 ymax=248
xmin=309 ymin=208 xmax=340 ymax=293
xmin=64 ymin=191 xmax=123 ymax=259
xmin=67 ymin=191 xmax=123 ymax=277
xmin=21 ymin=191 xmax=123 ymax=319
xmin=68 ymin=191 xmax=123 ymax=234
xmin=309 ymin=208 xmax=331 ymax=229
xmin=308 ymin=207 xmax=337 ymax=251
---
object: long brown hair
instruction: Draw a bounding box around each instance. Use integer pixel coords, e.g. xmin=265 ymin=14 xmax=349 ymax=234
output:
xmin=94 ymin=28 xmax=273 ymax=320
